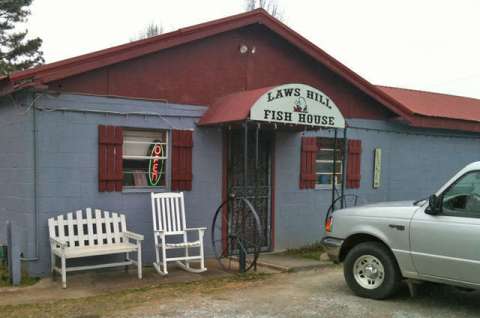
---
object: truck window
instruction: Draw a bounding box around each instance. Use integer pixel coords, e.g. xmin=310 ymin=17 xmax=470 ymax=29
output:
xmin=442 ymin=171 xmax=480 ymax=216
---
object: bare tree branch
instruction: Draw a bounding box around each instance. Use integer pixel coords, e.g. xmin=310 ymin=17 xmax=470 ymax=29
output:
xmin=131 ymin=22 xmax=164 ymax=41
xmin=244 ymin=0 xmax=283 ymax=20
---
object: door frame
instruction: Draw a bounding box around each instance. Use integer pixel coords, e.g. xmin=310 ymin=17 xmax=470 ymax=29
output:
xmin=221 ymin=128 xmax=276 ymax=252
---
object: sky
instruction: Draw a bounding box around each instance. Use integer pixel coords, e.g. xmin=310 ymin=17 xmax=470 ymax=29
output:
xmin=23 ymin=0 xmax=480 ymax=99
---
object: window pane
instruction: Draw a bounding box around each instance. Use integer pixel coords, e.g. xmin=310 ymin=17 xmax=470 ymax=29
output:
xmin=315 ymin=138 xmax=344 ymax=187
xmin=124 ymin=130 xmax=167 ymax=158
xmin=124 ymin=130 xmax=167 ymax=142
xmin=124 ymin=143 xmax=167 ymax=158
xmin=123 ymin=159 xmax=167 ymax=187
xmin=123 ymin=130 xmax=168 ymax=188
xmin=317 ymin=174 xmax=333 ymax=185
xmin=443 ymin=171 xmax=480 ymax=215
xmin=317 ymin=149 xmax=343 ymax=161
xmin=317 ymin=174 xmax=342 ymax=185
xmin=316 ymin=161 xmax=342 ymax=174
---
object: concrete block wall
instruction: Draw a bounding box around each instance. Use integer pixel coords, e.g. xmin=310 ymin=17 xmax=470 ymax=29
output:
xmin=30 ymin=93 xmax=222 ymax=276
xmin=3 ymin=92 xmax=480 ymax=276
xmin=0 ymin=93 xmax=34 ymax=252
xmin=274 ymin=119 xmax=480 ymax=250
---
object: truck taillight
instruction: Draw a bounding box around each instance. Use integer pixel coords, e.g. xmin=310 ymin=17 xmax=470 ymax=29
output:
xmin=325 ymin=216 xmax=333 ymax=233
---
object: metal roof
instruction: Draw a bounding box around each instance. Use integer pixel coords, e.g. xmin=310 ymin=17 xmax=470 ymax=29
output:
xmin=0 ymin=9 xmax=413 ymax=121
xmin=376 ymin=86 xmax=480 ymax=123
xmin=0 ymin=9 xmax=479 ymax=133
xmin=199 ymin=86 xmax=272 ymax=126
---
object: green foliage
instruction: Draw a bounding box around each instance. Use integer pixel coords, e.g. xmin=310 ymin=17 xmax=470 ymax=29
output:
xmin=0 ymin=263 xmax=39 ymax=287
xmin=0 ymin=0 xmax=44 ymax=76
xmin=0 ymin=263 xmax=9 ymax=286
xmin=281 ymin=242 xmax=325 ymax=261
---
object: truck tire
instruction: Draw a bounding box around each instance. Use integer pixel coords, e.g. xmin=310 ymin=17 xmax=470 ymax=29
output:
xmin=343 ymin=241 xmax=402 ymax=299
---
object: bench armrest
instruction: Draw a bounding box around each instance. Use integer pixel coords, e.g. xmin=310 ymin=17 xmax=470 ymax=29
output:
xmin=50 ymin=237 xmax=67 ymax=249
xmin=123 ymin=231 xmax=144 ymax=241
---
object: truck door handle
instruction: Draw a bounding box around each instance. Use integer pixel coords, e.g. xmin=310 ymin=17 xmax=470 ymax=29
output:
xmin=388 ymin=224 xmax=405 ymax=231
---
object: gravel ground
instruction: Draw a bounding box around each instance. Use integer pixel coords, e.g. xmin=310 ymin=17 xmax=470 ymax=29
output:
xmin=111 ymin=265 xmax=480 ymax=318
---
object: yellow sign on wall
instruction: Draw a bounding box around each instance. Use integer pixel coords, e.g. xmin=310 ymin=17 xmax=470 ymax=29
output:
xmin=373 ymin=148 xmax=382 ymax=189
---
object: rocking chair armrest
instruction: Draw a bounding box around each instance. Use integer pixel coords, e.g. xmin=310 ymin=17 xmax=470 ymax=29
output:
xmin=154 ymin=230 xmax=166 ymax=237
xmin=124 ymin=231 xmax=144 ymax=241
xmin=49 ymin=237 xmax=67 ymax=249
xmin=185 ymin=227 xmax=207 ymax=232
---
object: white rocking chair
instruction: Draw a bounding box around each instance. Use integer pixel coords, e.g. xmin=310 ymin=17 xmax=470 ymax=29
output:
xmin=151 ymin=192 xmax=207 ymax=275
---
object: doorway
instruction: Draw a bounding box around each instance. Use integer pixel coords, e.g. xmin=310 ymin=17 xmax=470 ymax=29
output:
xmin=225 ymin=128 xmax=274 ymax=252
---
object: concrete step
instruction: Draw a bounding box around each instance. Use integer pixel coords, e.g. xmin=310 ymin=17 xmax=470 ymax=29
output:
xmin=255 ymin=253 xmax=333 ymax=272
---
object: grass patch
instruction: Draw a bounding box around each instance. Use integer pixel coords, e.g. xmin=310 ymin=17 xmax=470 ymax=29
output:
xmin=0 ymin=263 xmax=39 ymax=287
xmin=280 ymin=242 xmax=325 ymax=261
xmin=0 ymin=272 xmax=271 ymax=318
xmin=0 ymin=263 xmax=9 ymax=287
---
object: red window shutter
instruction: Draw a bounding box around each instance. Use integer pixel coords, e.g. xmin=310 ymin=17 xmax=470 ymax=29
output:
xmin=98 ymin=125 xmax=123 ymax=192
xmin=346 ymin=139 xmax=362 ymax=189
xmin=299 ymin=137 xmax=318 ymax=189
xmin=171 ymin=130 xmax=193 ymax=191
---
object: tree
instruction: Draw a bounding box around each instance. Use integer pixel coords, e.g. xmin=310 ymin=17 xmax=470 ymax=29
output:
xmin=0 ymin=0 xmax=43 ymax=76
xmin=244 ymin=0 xmax=283 ymax=20
xmin=131 ymin=22 xmax=164 ymax=42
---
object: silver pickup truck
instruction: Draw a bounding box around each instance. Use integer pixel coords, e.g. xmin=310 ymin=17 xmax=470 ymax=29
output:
xmin=321 ymin=162 xmax=480 ymax=299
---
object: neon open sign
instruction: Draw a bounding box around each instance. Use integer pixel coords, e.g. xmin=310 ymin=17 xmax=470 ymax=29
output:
xmin=148 ymin=143 xmax=165 ymax=186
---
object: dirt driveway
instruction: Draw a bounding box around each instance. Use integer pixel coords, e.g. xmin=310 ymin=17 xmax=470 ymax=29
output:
xmin=112 ymin=265 xmax=480 ymax=318
xmin=3 ymin=265 xmax=480 ymax=317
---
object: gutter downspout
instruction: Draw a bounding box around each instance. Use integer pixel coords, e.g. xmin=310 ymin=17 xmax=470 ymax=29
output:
xmin=21 ymin=92 xmax=39 ymax=262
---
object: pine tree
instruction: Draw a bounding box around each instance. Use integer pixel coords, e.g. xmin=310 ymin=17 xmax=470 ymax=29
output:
xmin=0 ymin=0 xmax=43 ymax=76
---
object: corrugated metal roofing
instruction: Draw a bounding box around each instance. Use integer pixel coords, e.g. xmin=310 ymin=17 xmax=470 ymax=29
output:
xmin=198 ymin=86 xmax=272 ymax=125
xmin=376 ymin=86 xmax=480 ymax=123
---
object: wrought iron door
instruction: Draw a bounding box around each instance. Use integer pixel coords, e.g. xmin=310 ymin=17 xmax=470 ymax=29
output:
xmin=226 ymin=128 xmax=273 ymax=252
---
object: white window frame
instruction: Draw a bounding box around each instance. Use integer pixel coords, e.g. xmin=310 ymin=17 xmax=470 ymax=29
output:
xmin=122 ymin=129 xmax=169 ymax=190
xmin=315 ymin=146 xmax=343 ymax=190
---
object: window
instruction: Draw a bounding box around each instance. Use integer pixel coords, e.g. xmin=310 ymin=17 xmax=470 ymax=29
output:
xmin=123 ymin=130 xmax=168 ymax=188
xmin=316 ymin=138 xmax=343 ymax=188
xmin=442 ymin=171 xmax=480 ymax=216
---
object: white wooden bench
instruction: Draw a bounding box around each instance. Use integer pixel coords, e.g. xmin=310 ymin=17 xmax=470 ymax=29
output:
xmin=48 ymin=208 xmax=144 ymax=288
xmin=151 ymin=192 xmax=207 ymax=275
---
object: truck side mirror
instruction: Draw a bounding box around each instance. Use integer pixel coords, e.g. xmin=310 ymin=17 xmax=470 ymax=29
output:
xmin=426 ymin=194 xmax=442 ymax=215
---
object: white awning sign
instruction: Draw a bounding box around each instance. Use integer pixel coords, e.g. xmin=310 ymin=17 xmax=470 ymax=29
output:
xmin=250 ymin=83 xmax=346 ymax=128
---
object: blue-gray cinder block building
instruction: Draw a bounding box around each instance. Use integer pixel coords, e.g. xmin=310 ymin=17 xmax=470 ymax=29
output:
xmin=1 ymin=10 xmax=479 ymax=276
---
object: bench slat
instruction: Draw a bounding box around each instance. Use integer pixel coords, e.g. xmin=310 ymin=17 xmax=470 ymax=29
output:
xmin=104 ymin=211 xmax=113 ymax=245
xmin=112 ymin=212 xmax=120 ymax=244
xmin=66 ymin=213 xmax=75 ymax=247
xmin=49 ymin=209 xmax=138 ymax=248
xmin=95 ymin=209 xmax=104 ymax=246
xmin=76 ymin=210 xmax=85 ymax=247
xmin=85 ymin=208 xmax=94 ymax=246
xmin=48 ymin=218 xmax=55 ymax=240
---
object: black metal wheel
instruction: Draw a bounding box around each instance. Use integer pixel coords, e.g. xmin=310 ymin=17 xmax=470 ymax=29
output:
xmin=211 ymin=195 xmax=263 ymax=272
xmin=325 ymin=194 xmax=360 ymax=224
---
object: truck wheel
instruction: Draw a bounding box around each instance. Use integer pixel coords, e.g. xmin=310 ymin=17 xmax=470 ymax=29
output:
xmin=343 ymin=241 xmax=402 ymax=299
